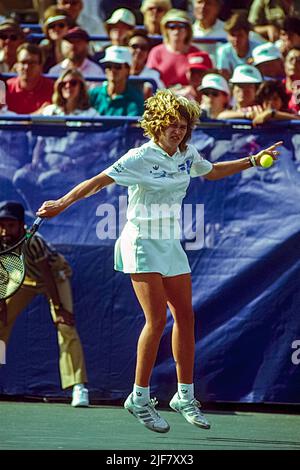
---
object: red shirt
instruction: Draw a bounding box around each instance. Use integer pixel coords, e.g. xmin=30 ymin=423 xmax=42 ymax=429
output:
xmin=6 ymin=76 xmax=54 ymax=114
xmin=147 ymin=43 xmax=200 ymax=88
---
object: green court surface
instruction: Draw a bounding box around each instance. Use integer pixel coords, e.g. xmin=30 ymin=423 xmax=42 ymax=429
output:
xmin=0 ymin=401 xmax=300 ymax=450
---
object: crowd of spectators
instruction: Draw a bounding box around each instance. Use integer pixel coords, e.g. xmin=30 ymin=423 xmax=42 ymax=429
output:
xmin=0 ymin=0 xmax=299 ymax=123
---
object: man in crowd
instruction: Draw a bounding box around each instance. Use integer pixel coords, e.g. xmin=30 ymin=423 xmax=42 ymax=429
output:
xmin=0 ymin=201 xmax=89 ymax=407
xmin=0 ymin=19 xmax=25 ymax=73
xmin=252 ymin=42 xmax=285 ymax=79
xmin=6 ymin=43 xmax=54 ymax=114
xmin=89 ymin=45 xmax=144 ymax=116
xmin=49 ymin=26 xmax=104 ymax=79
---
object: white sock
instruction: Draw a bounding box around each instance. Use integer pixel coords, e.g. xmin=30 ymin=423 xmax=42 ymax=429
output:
xmin=73 ymin=383 xmax=84 ymax=391
xmin=132 ymin=384 xmax=150 ymax=406
xmin=178 ymin=383 xmax=194 ymax=401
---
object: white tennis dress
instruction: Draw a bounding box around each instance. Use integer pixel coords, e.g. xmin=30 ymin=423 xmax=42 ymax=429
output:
xmin=103 ymin=140 xmax=213 ymax=277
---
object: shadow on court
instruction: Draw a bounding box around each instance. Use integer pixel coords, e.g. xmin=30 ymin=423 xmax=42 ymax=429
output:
xmin=0 ymin=401 xmax=300 ymax=450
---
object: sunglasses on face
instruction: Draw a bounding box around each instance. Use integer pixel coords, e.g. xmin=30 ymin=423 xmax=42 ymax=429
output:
xmin=203 ymin=90 xmax=220 ymax=97
xmin=166 ymin=22 xmax=188 ymax=30
xmin=130 ymin=43 xmax=149 ymax=51
xmin=48 ymin=22 xmax=67 ymax=30
xmin=61 ymin=79 xmax=80 ymax=88
xmin=104 ymin=62 xmax=123 ymax=70
xmin=0 ymin=34 xmax=19 ymax=41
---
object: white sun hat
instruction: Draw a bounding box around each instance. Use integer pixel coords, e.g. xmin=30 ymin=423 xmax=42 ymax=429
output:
xmin=106 ymin=8 xmax=136 ymax=27
xmin=230 ymin=64 xmax=263 ymax=84
xmin=199 ymin=73 xmax=230 ymax=95
xmin=252 ymin=42 xmax=282 ymax=65
xmin=100 ymin=46 xmax=132 ymax=66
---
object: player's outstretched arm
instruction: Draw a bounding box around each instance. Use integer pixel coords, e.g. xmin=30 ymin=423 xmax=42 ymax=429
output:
xmin=204 ymin=141 xmax=283 ymax=181
xmin=36 ymin=172 xmax=115 ymax=218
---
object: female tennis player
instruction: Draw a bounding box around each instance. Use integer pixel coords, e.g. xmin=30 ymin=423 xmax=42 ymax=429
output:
xmin=37 ymin=90 xmax=282 ymax=433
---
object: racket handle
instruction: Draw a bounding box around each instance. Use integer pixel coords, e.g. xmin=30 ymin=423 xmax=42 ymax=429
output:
xmin=33 ymin=217 xmax=45 ymax=228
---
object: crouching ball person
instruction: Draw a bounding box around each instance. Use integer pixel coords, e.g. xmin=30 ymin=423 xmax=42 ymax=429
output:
xmin=0 ymin=201 xmax=89 ymax=407
xmin=36 ymin=90 xmax=282 ymax=432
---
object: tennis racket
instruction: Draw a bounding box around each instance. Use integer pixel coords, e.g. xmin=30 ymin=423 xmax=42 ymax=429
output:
xmin=0 ymin=217 xmax=45 ymax=300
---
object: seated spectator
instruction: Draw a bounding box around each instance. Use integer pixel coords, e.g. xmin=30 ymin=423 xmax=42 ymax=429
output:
xmin=248 ymin=0 xmax=300 ymax=43
xmin=251 ymin=79 xmax=300 ymax=126
xmin=252 ymin=42 xmax=285 ymax=79
xmin=218 ymin=64 xmax=263 ymax=119
xmin=217 ymin=12 xmax=263 ymax=79
xmin=171 ymin=50 xmax=213 ymax=102
xmin=198 ymin=72 xmax=230 ymax=118
xmin=146 ymin=9 xmax=200 ymax=87
xmin=0 ymin=19 xmax=26 ymax=73
xmin=40 ymin=6 xmax=72 ymax=72
xmin=192 ymin=0 xmax=227 ymax=65
xmin=277 ymin=16 xmax=300 ymax=57
xmin=284 ymin=47 xmax=300 ymax=114
xmin=6 ymin=43 xmax=54 ymax=114
xmin=89 ymin=45 xmax=144 ymax=116
xmin=49 ymin=27 xmax=104 ymax=79
xmin=129 ymin=30 xmax=163 ymax=99
xmin=141 ymin=0 xmax=172 ymax=35
xmin=57 ymin=0 xmax=105 ymax=36
xmin=42 ymin=68 xmax=99 ymax=116
xmin=104 ymin=8 xmax=136 ymax=47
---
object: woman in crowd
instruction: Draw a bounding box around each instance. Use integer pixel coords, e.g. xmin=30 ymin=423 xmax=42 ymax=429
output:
xmin=39 ymin=5 xmax=72 ymax=73
xmin=146 ymin=9 xmax=200 ymax=87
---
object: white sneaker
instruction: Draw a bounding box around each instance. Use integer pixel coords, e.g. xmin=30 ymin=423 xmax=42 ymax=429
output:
xmin=124 ymin=393 xmax=170 ymax=433
xmin=169 ymin=393 xmax=211 ymax=429
xmin=71 ymin=386 xmax=89 ymax=407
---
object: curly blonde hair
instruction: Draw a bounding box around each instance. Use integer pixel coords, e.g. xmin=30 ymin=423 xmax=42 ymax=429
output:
xmin=140 ymin=90 xmax=200 ymax=151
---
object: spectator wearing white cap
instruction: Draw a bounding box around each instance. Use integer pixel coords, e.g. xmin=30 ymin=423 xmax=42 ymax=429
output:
xmin=105 ymin=8 xmax=136 ymax=47
xmin=199 ymin=72 xmax=230 ymax=118
xmin=171 ymin=50 xmax=213 ymax=102
xmin=192 ymin=0 xmax=227 ymax=65
xmin=141 ymin=0 xmax=172 ymax=35
xmin=252 ymin=42 xmax=285 ymax=79
xmin=49 ymin=26 xmax=104 ymax=80
xmin=89 ymin=45 xmax=144 ymax=115
xmin=146 ymin=9 xmax=200 ymax=87
xmin=218 ymin=64 xmax=263 ymax=120
xmin=128 ymin=30 xmax=164 ymax=99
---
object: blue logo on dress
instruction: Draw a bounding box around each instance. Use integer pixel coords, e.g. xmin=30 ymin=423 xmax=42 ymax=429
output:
xmin=178 ymin=160 xmax=192 ymax=174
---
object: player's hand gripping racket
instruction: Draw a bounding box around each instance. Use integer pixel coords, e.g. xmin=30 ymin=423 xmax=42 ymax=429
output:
xmin=0 ymin=217 xmax=45 ymax=300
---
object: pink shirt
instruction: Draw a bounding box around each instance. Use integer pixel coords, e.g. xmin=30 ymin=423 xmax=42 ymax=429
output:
xmin=146 ymin=43 xmax=199 ymax=88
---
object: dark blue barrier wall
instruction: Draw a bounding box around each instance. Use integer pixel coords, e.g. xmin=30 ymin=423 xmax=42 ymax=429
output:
xmin=0 ymin=121 xmax=300 ymax=404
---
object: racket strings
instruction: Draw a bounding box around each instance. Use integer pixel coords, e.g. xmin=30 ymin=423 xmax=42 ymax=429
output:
xmin=0 ymin=254 xmax=25 ymax=299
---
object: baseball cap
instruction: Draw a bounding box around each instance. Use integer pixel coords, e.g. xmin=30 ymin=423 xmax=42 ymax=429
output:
xmin=0 ymin=201 xmax=24 ymax=222
xmin=106 ymin=8 xmax=136 ymax=27
xmin=161 ymin=8 xmax=191 ymax=26
xmin=199 ymin=73 xmax=230 ymax=95
xmin=0 ymin=19 xmax=25 ymax=37
xmin=63 ymin=26 xmax=90 ymax=42
xmin=230 ymin=64 xmax=263 ymax=84
xmin=187 ymin=51 xmax=213 ymax=71
xmin=44 ymin=14 xmax=68 ymax=27
xmin=100 ymin=46 xmax=132 ymax=66
xmin=252 ymin=42 xmax=282 ymax=66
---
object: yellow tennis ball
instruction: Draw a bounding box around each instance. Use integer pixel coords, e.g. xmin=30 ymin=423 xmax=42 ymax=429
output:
xmin=260 ymin=154 xmax=274 ymax=168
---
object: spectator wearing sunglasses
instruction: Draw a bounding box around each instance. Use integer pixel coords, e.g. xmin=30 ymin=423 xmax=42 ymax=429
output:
xmin=141 ymin=0 xmax=172 ymax=35
xmin=147 ymin=9 xmax=201 ymax=87
xmin=0 ymin=19 xmax=26 ymax=73
xmin=40 ymin=6 xmax=72 ymax=73
xmin=6 ymin=43 xmax=54 ymax=114
xmin=49 ymin=27 xmax=104 ymax=80
xmin=89 ymin=45 xmax=144 ymax=116
xmin=41 ymin=68 xmax=99 ymax=116
xmin=198 ymin=73 xmax=231 ymax=118
xmin=129 ymin=30 xmax=163 ymax=99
